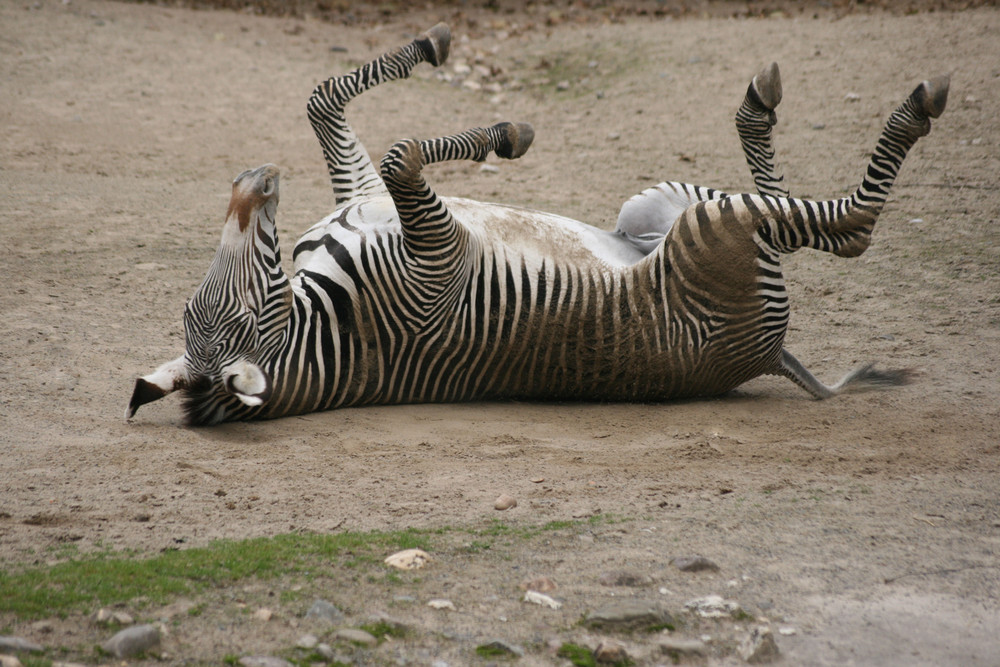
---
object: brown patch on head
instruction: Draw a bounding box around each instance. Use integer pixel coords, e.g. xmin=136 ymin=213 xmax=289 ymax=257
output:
xmin=225 ymin=165 xmax=279 ymax=232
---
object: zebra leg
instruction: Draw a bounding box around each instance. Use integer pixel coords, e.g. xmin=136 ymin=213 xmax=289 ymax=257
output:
xmin=735 ymin=62 xmax=789 ymax=198
xmin=777 ymin=349 xmax=913 ymax=399
xmin=755 ymin=74 xmax=949 ymax=258
xmin=613 ymin=63 xmax=784 ymax=251
xmin=306 ymin=23 xmax=451 ymax=206
xmin=379 ymin=122 xmax=533 ymax=281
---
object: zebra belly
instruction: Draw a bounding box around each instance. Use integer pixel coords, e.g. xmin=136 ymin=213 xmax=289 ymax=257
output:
xmin=279 ymin=196 xmax=786 ymax=411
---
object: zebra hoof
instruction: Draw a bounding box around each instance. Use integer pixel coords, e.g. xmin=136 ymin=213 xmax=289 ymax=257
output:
xmin=913 ymin=74 xmax=949 ymax=119
xmin=493 ymin=122 xmax=534 ymax=160
xmin=417 ymin=23 xmax=451 ymax=68
xmin=751 ymin=61 xmax=782 ymax=112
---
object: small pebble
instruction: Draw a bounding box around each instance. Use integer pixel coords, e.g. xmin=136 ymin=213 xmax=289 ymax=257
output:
xmin=844 ymin=92 xmax=861 ymax=102
xmin=659 ymin=637 xmax=707 ymax=656
xmin=684 ymin=595 xmax=742 ymax=618
xmin=671 ymin=555 xmax=720 ymax=572
xmin=296 ymin=634 xmax=318 ymax=649
xmin=334 ymin=628 xmax=377 ymax=647
xmin=593 ymin=639 xmax=629 ymax=664
xmin=305 ymin=599 xmax=344 ymax=624
xmin=384 ymin=548 xmax=431 ymax=570
xmin=253 ymin=608 xmax=273 ymax=622
xmin=101 ymin=624 xmax=160 ymax=659
xmin=0 ymin=637 xmax=43 ymax=653
xmin=427 ymin=599 xmax=456 ymax=611
xmin=480 ymin=164 xmax=500 ymax=174
xmin=494 ymin=494 xmax=517 ymax=510
xmin=523 ymin=590 xmax=562 ymax=609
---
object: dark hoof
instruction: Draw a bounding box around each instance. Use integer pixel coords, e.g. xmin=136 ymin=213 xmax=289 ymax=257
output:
xmin=913 ymin=74 xmax=949 ymax=119
xmin=752 ymin=62 xmax=782 ymax=111
xmin=493 ymin=122 xmax=534 ymax=160
xmin=418 ymin=23 xmax=451 ymax=67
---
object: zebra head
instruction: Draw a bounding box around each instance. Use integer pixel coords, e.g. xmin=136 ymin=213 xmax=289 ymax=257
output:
xmin=127 ymin=164 xmax=292 ymax=425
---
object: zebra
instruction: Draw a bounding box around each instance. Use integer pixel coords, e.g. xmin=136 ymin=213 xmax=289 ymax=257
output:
xmin=126 ymin=23 xmax=949 ymax=425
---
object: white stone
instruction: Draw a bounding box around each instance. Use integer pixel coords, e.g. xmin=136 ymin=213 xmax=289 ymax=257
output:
xmin=684 ymin=595 xmax=743 ymax=618
xmin=427 ymin=598 xmax=456 ymax=611
xmin=384 ymin=548 xmax=431 ymax=570
xmin=494 ymin=494 xmax=517 ymax=510
xmin=523 ymin=590 xmax=562 ymax=609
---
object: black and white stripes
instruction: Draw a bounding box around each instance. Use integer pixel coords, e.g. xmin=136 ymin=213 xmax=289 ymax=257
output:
xmin=127 ymin=23 xmax=948 ymax=425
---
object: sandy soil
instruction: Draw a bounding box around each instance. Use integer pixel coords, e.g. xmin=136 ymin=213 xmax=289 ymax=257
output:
xmin=2 ymin=1 xmax=999 ymax=664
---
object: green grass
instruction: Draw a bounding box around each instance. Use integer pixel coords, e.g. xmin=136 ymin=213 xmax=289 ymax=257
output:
xmin=557 ymin=643 xmax=596 ymax=667
xmin=0 ymin=529 xmax=430 ymax=620
xmin=1 ymin=517 xmax=614 ymax=621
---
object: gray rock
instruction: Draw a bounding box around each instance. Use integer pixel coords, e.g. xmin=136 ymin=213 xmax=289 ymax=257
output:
xmin=659 ymin=637 xmax=707 ymax=657
xmin=585 ymin=600 xmax=674 ymax=631
xmin=316 ymin=643 xmax=335 ymax=660
xmin=305 ymin=599 xmax=344 ymax=624
xmin=477 ymin=639 xmax=524 ymax=657
xmin=598 ymin=569 xmax=653 ymax=587
xmin=0 ymin=655 xmax=24 ymax=667
xmin=101 ymin=624 xmax=160 ymax=658
xmin=238 ymin=658 xmax=294 ymax=667
xmin=0 ymin=637 xmax=43 ymax=653
xmin=296 ymin=634 xmax=318 ymax=649
xmin=671 ymin=556 xmax=720 ymax=572
xmin=334 ymin=628 xmax=378 ymax=647
xmin=739 ymin=626 xmax=780 ymax=664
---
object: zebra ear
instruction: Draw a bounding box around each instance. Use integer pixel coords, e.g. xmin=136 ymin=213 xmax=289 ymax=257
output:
xmin=222 ymin=360 xmax=272 ymax=407
xmin=126 ymin=355 xmax=188 ymax=420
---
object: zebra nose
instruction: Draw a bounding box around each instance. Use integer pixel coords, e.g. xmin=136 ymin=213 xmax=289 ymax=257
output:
xmin=227 ymin=164 xmax=281 ymax=231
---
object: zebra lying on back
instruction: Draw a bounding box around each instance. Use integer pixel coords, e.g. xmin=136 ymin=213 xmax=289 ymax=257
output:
xmin=127 ymin=23 xmax=949 ymax=425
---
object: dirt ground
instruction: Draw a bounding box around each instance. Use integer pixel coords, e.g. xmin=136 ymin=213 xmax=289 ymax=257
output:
xmin=2 ymin=0 xmax=999 ymax=664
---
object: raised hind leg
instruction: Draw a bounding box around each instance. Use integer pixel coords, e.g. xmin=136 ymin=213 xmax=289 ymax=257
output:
xmin=379 ymin=122 xmax=533 ymax=293
xmin=735 ymin=62 xmax=788 ymax=198
xmin=753 ymin=74 xmax=949 ymax=258
xmin=754 ymin=75 xmax=946 ymax=397
xmin=307 ymin=23 xmax=450 ymax=206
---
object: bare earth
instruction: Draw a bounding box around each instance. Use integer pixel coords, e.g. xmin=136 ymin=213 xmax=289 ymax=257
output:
xmin=2 ymin=1 xmax=999 ymax=665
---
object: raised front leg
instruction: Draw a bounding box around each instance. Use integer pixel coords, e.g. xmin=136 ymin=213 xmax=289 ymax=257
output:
xmin=379 ymin=122 xmax=533 ymax=293
xmin=306 ymin=23 xmax=451 ymax=206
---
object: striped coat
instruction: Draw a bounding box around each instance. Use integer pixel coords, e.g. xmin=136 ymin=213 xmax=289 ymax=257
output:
xmin=127 ymin=24 xmax=948 ymax=425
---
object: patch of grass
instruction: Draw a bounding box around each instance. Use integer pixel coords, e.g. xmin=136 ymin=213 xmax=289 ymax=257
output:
xmin=360 ymin=619 xmax=406 ymax=641
xmin=0 ymin=529 xmax=431 ymax=620
xmin=475 ymin=642 xmax=519 ymax=659
xmin=19 ymin=658 xmax=53 ymax=667
xmin=557 ymin=643 xmax=596 ymax=667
